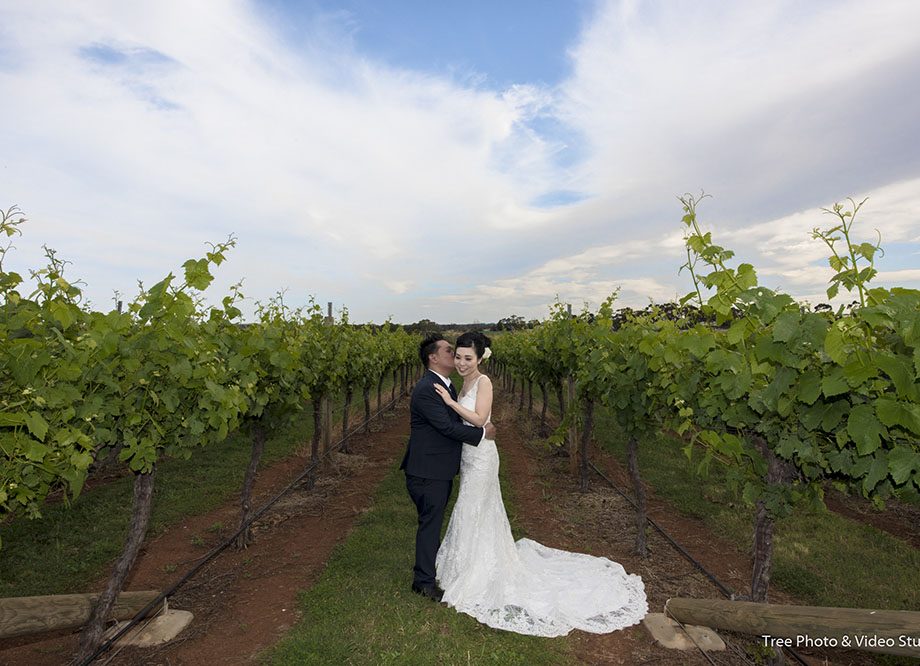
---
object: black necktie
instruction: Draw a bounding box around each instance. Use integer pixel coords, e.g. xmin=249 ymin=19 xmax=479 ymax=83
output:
xmin=447 ymin=382 xmax=457 ymax=400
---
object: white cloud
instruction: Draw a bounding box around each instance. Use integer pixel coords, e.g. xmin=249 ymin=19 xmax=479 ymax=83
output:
xmin=384 ymin=279 xmax=413 ymax=295
xmin=559 ymin=0 xmax=920 ymax=190
xmin=714 ymin=177 xmax=920 ymax=300
xmin=877 ymin=269 xmax=920 ymax=282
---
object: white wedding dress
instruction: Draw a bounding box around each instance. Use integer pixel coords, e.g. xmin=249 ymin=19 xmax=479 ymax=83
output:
xmin=435 ymin=375 xmax=648 ymax=637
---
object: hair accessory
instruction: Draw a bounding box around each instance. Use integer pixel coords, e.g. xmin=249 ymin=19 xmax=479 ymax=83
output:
xmin=482 ymin=347 xmax=492 ymax=360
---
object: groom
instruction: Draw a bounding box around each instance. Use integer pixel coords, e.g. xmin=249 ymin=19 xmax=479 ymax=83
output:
xmin=401 ymin=334 xmax=496 ymax=602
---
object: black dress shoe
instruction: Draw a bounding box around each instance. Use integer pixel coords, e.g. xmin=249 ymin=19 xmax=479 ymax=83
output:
xmin=411 ymin=583 xmax=444 ymax=602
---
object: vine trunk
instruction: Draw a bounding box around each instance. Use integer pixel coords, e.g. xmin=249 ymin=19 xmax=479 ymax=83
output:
xmin=75 ymin=466 xmax=157 ymax=664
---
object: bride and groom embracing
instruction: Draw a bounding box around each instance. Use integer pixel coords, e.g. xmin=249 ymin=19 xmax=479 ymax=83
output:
xmin=400 ymin=331 xmax=648 ymax=637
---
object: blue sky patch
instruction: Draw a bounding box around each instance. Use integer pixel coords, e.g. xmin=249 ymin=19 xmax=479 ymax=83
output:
xmin=530 ymin=190 xmax=590 ymax=208
xmin=79 ymin=43 xmax=175 ymax=68
xmin=261 ymin=0 xmax=593 ymax=88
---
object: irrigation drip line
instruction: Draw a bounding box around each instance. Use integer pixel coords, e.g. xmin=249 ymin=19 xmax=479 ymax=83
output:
xmin=588 ymin=462 xmax=735 ymax=599
xmin=670 ymin=612 xmax=720 ymax=666
xmin=80 ymin=386 xmax=412 ymax=666
xmin=588 ymin=461 xmax=809 ymax=666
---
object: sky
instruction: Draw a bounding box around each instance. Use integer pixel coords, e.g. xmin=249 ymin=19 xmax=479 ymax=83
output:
xmin=1 ymin=0 xmax=919 ymax=323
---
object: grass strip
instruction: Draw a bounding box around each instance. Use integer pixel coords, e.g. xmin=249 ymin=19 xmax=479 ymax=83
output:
xmin=592 ymin=407 xmax=920 ymax=613
xmin=0 ymin=382 xmax=400 ymax=598
xmin=265 ymin=460 xmax=572 ymax=665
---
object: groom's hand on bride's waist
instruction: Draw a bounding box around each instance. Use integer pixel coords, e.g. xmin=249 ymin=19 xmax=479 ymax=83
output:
xmin=484 ymin=423 xmax=496 ymax=440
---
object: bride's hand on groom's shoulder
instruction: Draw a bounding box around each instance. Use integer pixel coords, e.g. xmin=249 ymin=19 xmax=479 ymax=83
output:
xmin=433 ymin=383 xmax=455 ymax=406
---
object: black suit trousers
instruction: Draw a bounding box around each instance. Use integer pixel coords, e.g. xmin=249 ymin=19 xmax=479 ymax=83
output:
xmin=405 ymin=474 xmax=453 ymax=587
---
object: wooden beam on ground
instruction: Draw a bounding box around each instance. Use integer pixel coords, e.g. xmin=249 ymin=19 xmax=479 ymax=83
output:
xmin=665 ymin=597 xmax=920 ymax=658
xmin=0 ymin=590 xmax=159 ymax=639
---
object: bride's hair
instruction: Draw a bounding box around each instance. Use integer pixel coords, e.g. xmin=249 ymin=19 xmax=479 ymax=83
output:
xmin=454 ymin=331 xmax=491 ymax=359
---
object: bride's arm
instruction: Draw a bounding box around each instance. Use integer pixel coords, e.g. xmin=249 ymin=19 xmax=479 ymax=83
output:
xmin=432 ymin=377 xmax=493 ymax=426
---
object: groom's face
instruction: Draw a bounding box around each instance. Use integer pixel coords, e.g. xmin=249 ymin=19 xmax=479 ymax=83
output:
xmin=431 ymin=340 xmax=454 ymax=374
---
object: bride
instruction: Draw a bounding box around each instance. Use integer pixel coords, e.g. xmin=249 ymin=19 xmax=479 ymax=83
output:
xmin=432 ymin=331 xmax=648 ymax=637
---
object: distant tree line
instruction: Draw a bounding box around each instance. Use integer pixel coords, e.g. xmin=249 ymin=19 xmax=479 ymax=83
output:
xmin=400 ymin=315 xmax=542 ymax=335
xmin=398 ymin=300 xmax=846 ymax=336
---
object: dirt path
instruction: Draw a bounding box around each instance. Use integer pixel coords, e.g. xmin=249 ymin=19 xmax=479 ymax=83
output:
xmin=0 ymin=400 xmax=411 ymax=666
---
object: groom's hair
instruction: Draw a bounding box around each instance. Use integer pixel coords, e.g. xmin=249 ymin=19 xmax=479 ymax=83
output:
xmin=419 ymin=334 xmax=446 ymax=368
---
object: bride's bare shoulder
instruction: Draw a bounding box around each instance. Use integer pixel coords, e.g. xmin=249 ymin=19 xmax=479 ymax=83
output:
xmin=479 ymin=374 xmax=493 ymax=387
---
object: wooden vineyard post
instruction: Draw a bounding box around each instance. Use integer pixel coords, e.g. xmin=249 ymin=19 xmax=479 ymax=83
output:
xmin=363 ymin=386 xmax=371 ymax=433
xmin=579 ymin=398 xmax=594 ymax=492
xmin=341 ymin=388 xmax=353 ymax=454
xmin=567 ymin=374 xmax=578 ymax=477
xmin=322 ymin=395 xmax=331 ymax=455
xmin=564 ymin=301 xmax=576 ymax=470
xmin=306 ymin=397 xmax=322 ymax=489
xmin=0 ymin=591 xmax=160 ymax=639
xmin=665 ymin=598 xmax=920 ymax=659
xmin=322 ymin=302 xmax=333 ymax=455
xmin=539 ymin=382 xmax=549 ymax=436
xmin=627 ymin=436 xmax=648 ymax=557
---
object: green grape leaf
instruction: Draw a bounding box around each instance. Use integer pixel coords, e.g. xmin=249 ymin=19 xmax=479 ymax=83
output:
xmin=875 ymin=398 xmax=920 ymax=436
xmin=876 ymin=353 xmax=917 ymax=400
xmin=182 ymin=258 xmax=214 ymax=291
xmin=776 ymin=435 xmax=801 ymax=459
xmin=843 ymin=359 xmax=877 ymax=387
xmin=824 ymin=326 xmax=847 ymax=364
xmin=772 ymin=312 xmax=800 ymax=343
xmin=821 ymin=368 xmax=849 ymax=398
xmin=61 ymin=467 xmax=87 ymax=498
xmin=846 ymin=404 xmax=885 ymax=455
xmin=797 ymin=371 xmax=822 ymax=405
xmin=741 ymin=482 xmax=761 ymax=506
xmin=863 ymin=454 xmax=888 ymax=494
xmin=888 ymin=446 xmax=919 ymax=485
xmin=736 ymin=263 xmax=758 ymax=289
xmin=763 ymin=366 xmax=797 ymax=409
xmin=822 ymin=400 xmax=848 ymax=431
xmin=24 ymin=412 xmax=49 ymax=442
xmin=49 ymin=300 xmax=76 ymax=329
xmin=727 ymin=320 xmax=748 ymax=345
xmin=23 ymin=439 xmax=49 ymax=461
xmin=0 ymin=412 xmax=28 ymax=427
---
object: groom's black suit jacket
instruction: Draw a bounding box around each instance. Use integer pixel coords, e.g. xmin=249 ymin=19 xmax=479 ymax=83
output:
xmin=400 ymin=370 xmax=484 ymax=480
